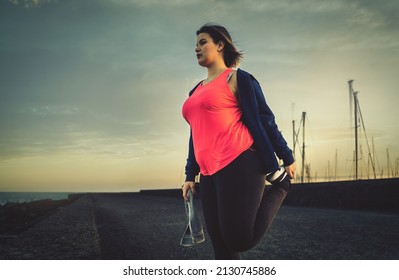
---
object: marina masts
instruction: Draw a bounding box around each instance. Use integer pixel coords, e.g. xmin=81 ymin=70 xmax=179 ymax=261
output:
xmin=301 ymin=112 xmax=306 ymax=183
xmin=348 ymin=80 xmax=376 ymax=180
xmin=292 ymin=112 xmax=307 ymax=183
xmin=348 ymin=80 xmax=359 ymax=180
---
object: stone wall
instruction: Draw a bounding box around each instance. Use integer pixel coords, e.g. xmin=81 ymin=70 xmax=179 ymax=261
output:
xmin=140 ymin=178 xmax=399 ymax=212
xmin=284 ymin=178 xmax=399 ymax=212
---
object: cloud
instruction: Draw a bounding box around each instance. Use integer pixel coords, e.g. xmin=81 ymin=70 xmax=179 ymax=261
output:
xmin=0 ymin=102 xmax=178 ymax=162
xmin=232 ymin=0 xmax=398 ymax=52
xmin=16 ymin=105 xmax=79 ymax=116
xmin=240 ymin=0 xmax=345 ymax=13
xmin=8 ymin=0 xmax=57 ymax=7
xmin=1 ymin=0 xmax=398 ymax=190
xmin=107 ymin=0 xmax=201 ymax=7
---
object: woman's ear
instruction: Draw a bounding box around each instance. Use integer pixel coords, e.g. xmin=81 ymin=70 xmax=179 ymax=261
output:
xmin=217 ymin=41 xmax=225 ymax=52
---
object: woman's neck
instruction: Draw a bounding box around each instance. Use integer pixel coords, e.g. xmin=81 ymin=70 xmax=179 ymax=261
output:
xmin=206 ymin=63 xmax=228 ymax=83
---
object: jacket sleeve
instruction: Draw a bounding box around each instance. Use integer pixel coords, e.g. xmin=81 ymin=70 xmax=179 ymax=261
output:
xmin=184 ymin=129 xmax=200 ymax=182
xmin=252 ymin=78 xmax=295 ymax=166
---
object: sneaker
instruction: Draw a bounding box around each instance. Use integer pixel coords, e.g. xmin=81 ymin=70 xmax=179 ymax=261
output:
xmin=266 ymin=166 xmax=291 ymax=192
xmin=266 ymin=166 xmax=287 ymax=184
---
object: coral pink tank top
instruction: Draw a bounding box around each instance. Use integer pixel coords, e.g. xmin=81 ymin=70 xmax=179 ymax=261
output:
xmin=182 ymin=68 xmax=253 ymax=175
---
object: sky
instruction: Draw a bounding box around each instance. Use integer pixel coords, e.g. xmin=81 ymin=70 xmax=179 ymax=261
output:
xmin=0 ymin=0 xmax=398 ymax=192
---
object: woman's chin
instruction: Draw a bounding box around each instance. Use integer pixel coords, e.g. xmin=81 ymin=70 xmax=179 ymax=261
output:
xmin=197 ymin=59 xmax=209 ymax=67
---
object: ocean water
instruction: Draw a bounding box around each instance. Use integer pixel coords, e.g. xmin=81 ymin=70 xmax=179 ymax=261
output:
xmin=0 ymin=192 xmax=73 ymax=206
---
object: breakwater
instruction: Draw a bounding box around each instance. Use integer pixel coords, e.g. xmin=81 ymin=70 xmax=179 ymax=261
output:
xmin=140 ymin=178 xmax=399 ymax=212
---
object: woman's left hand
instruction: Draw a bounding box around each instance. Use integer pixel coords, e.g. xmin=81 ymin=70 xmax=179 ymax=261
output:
xmin=285 ymin=162 xmax=296 ymax=179
xmin=182 ymin=181 xmax=196 ymax=202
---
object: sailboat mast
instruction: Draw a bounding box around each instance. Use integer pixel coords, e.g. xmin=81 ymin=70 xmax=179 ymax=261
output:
xmin=292 ymin=120 xmax=296 ymax=161
xmin=354 ymin=91 xmax=359 ymax=180
xmin=349 ymin=80 xmax=359 ymax=180
xmin=301 ymin=112 xmax=306 ymax=184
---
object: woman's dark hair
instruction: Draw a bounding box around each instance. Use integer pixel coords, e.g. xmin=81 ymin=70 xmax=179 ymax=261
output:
xmin=196 ymin=23 xmax=243 ymax=68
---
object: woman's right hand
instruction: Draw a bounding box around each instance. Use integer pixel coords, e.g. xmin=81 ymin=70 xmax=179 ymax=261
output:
xmin=182 ymin=181 xmax=196 ymax=202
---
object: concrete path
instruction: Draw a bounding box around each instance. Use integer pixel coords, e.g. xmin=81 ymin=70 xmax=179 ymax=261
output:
xmin=1 ymin=193 xmax=398 ymax=259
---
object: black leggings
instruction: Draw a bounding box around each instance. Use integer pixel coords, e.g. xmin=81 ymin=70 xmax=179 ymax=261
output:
xmin=200 ymin=149 xmax=290 ymax=259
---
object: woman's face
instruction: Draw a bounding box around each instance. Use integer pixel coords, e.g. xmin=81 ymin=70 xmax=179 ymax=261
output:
xmin=195 ymin=32 xmax=223 ymax=67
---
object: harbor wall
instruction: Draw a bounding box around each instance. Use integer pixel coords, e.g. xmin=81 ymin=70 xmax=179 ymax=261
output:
xmin=285 ymin=178 xmax=399 ymax=212
xmin=140 ymin=178 xmax=399 ymax=212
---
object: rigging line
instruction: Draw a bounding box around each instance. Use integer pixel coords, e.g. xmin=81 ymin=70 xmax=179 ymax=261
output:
xmin=306 ymin=114 xmax=326 ymax=170
xmin=372 ymin=138 xmax=382 ymax=176
xmin=295 ymin=136 xmax=302 ymax=153
xmin=356 ymin=96 xmax=377 ymax=179
xmin=294 ymin=117 xmax=303 ymax=154
xmin=348 ymin=80 xmax=354 ymax=128
xmin=304 ymin=114 xmax=318 ymax=157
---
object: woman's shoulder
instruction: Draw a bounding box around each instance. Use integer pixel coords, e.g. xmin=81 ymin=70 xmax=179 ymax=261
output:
xmin=227 ymin=69 xmax=238 ymax=97
xmin=227 ymin=68 xmax=237 ymax=81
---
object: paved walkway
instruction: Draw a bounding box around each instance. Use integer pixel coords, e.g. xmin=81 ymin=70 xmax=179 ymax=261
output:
xmin=0 ymin=195 xmax=100 ymax=259
xmin=1 ymin=193 xmax=399 ymax=259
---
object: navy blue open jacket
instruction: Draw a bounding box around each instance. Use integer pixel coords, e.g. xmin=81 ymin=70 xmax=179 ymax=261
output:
xmin=184 ymin=68 xmax=294 ymax=182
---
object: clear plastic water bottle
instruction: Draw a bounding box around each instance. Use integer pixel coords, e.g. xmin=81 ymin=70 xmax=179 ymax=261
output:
xmin=180 ymin=189 xmax=205 ymax=246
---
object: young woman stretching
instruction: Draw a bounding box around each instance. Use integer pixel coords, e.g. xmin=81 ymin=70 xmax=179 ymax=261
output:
xmin=182 ymin=24 xmax=296 ymax=259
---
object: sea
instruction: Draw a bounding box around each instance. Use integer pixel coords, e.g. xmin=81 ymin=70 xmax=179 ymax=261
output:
xmin=0 ymin=192 xmax=75 ymax=206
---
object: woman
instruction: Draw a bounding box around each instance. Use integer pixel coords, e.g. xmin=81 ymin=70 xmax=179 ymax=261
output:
xmin=181 ymin=24 xmax=296 ymax=259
